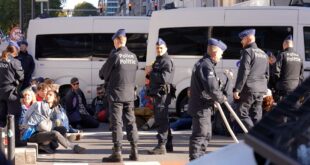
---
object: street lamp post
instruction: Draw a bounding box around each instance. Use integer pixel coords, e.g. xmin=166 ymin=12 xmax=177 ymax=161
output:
xmin=19 ymin=0 xmax=23 ymax=33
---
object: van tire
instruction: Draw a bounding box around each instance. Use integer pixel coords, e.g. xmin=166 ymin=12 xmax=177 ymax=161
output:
xmin=176 ymin=95 xmax=189 ymax=117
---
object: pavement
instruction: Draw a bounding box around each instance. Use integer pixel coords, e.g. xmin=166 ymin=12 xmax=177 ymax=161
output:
xmin=36 ymin=123 xmax=239 ymax=165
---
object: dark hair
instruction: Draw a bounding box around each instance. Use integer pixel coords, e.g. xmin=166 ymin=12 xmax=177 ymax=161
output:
xmin=47 ymin=90 xmax=60 ymax=108
xmin=37 ymin=83 xmax=49 ymax=91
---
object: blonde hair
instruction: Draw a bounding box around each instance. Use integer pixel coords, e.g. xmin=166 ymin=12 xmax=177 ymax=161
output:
xmin=21 ymin=88 xmax=37 ymax=105
xmin=117 ymin=36 xmax=127 ymax=45
xmin=207 ymin=45 xmax=219 ymax=55
xmin=1 ymin=45 xmax=17 ymax=61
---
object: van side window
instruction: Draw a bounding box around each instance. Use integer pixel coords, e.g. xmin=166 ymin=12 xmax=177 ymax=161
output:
xmin=93 ymin=33 xmax=114 ymax=58
xmin=36 ymin=33 xmax=148 ymax=62
xmin=126 ymin=33 xmax=148 ymax=62
xmin=36 ymin=34 xmax=92 ymax=59
xmin=159 ymin=27 xmax=208 ymax=56
xmin=212 ymin=26 xmax=292 ymax=59
xmin=304 ymin=27 xmax=310 ymax=61
xmin=159 ymin=26 xmax=292 ymax=59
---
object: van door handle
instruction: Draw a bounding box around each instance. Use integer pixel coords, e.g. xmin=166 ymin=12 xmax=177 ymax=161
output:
xmin=140 ymin=67 xmax=145 ymax=71
xmin=305 ymin=67 xmax=310 ymax=71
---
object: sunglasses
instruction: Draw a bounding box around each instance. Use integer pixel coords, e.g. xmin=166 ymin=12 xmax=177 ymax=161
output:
xmin=73 ymin=82 xmax=79 ymax=85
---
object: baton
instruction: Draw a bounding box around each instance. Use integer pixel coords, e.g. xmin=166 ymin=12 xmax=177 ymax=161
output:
xmin=215 ymin=102 xmax=239 ymax=143
xmin=223 ymin=101 xmax=248 ymax=133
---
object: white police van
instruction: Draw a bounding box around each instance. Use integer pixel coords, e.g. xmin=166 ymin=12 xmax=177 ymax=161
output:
xmin=27 ymin=16 xmax=149 ymax=103
xmin=147 ymin=7 xmax=310 ymax=115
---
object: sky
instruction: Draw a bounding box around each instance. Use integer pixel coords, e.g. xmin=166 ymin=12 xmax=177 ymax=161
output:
xmin=62 ymin=0 xmax=99 ymax=9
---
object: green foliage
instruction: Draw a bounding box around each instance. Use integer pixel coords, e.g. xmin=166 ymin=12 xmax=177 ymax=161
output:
xmin=73 ymin=2 xmax=98 ymax=16
xmin=0 ymin=0 xmax=65 ymax=34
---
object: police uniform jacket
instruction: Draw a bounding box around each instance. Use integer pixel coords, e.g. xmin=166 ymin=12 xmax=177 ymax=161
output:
xmin=0 ymin=55 xmax=24 ymax=93
xmin=149 ymin=52 xmax=174 ymax=93
xmin=99 ymin=46 xmax=138 ymax=102
xmin=274 ymin=47 xmax=303 ymax=92
xmin=234 ymin=42 xmax=269 ymax=93
xmin=188 ymin=55 xmax=225 ymax=115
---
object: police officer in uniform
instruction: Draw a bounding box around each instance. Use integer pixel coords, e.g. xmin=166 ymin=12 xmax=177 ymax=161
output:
xmin=188 ymin=38 xmax=227 ymax=161
xmin=0 ymin=43 xmax=24 ymax=146
xmin=99 ymin=29 xmax=139 ymax=162
xmin=233 ymin=29 xmax=269 ymax=130
xmin=147 ymin=38 xmax=175 ymax=155
xmin=274 ymin=35 xmax=303 ymax=100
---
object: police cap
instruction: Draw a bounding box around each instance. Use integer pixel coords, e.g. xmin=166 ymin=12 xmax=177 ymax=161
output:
xmin=284 ymin=34 xmax=293 ymax=41
xmin=156 ymin=38 xmax=166 ymax=46
xmin=112 ymin=29 xmax=126 ymax=40
xmin=208 ymin=38 xmax=227 ymax=51
xmin=238 ymin=29 xmax=256 ymax=39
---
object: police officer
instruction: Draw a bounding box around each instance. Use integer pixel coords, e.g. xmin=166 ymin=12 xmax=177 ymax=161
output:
xmin=147 ymin=38 xmax=175 ymax=155
xmin=188 ymin=38 xmax=227 ymax=161
xmin=0 ymin=43 xmax=24 ymax=147
xmin=99 ymin=29 xmax=139 ymax=162
xmin=233 ymin=29 xmax=269 ymax=130
xmin=274 ymin=35 xmax=303 ymax=100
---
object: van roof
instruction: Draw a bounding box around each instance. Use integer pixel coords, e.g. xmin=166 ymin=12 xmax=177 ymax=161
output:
xmin=31 ymin=16 xmax=150 ymax=22
xmin=153 ymin=6 xmax=310 ymax=14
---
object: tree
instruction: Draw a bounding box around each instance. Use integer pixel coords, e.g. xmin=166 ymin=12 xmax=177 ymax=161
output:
xmin=0 ymin=0 xmax=66 ymax=34
xmin=73 ymin=2 xmax=97 ymax=16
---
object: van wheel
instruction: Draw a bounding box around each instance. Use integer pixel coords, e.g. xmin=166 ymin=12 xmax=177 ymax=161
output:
xmin=176 ymin=95 xmax=189 ymax=116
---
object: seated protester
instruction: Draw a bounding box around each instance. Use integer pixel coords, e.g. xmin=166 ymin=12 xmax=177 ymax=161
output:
xmin=36 ymin=83 xmax=49 ymax=101
xmin=30 ymin=77 xmax=38 ymax=93
xmin=51 ymin=98 xmax=82 ymax=141
xmin=19 ymin=88 xmax=37 ymax=125
xmin=170 ymin=113 xmax=192 ymax=131
xmin=91 ymin=86 xmax=109 ymax=122
xmin=65 ymin=77 xmax=99 ymax=128
xmin=136 ymin=86 xmax=155 ymax=130
xmin=22 ymin=90 xmax=86 ymax=154
xmin=262 ymin=89 xmax=275 ymax=115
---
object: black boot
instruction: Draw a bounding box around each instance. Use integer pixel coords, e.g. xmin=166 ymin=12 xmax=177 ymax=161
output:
xmin=129 ymin=142 xmax=139 ymax=161
xmin=166 ymin=134 xmax=173 ymax=152
xmin=102 ymin=144 xmax=122 ymax=162
xmin=147 ymin=144 xmax=166 ymax=155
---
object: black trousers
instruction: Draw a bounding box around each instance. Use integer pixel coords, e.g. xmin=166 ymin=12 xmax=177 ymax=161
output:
xmin=153 ymin=94 xmax=172 ymax=145
xmin=109 ymin=101 xmax=138 ymax=146
xmin=189 ymin=108 xmax=212 ymax=160
xmin=0 ymin=89 xmax=22 ymax=146
xmin=237 ymin=91 xmax=264 ymax=130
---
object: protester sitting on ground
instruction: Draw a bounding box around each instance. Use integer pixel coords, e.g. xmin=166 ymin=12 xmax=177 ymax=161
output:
xmin=135 ymin=86 xmax=155 ymax=130
xmin=30 ymin=77 xmax=39 ymax=92
xmin=51 ymin=95 xmax=82 ymax=141
xmin=22 ymin=90 xmax=86 ymax=154
xmin=262 ymin=89 xmax=275 ymax=115
xmin=91 ymin=85 xmax=109 ymax=122
xmin=19 ymin=88 xmax=37 ymax=125
xmin=36 ymin=83 xmax=49 ymax=101
xmin=65 ymin=77 xmax=99 ymax=129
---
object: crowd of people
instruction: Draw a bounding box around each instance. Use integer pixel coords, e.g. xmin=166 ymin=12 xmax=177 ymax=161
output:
xmin=0 ymin=27 xmax=305 ymax=163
